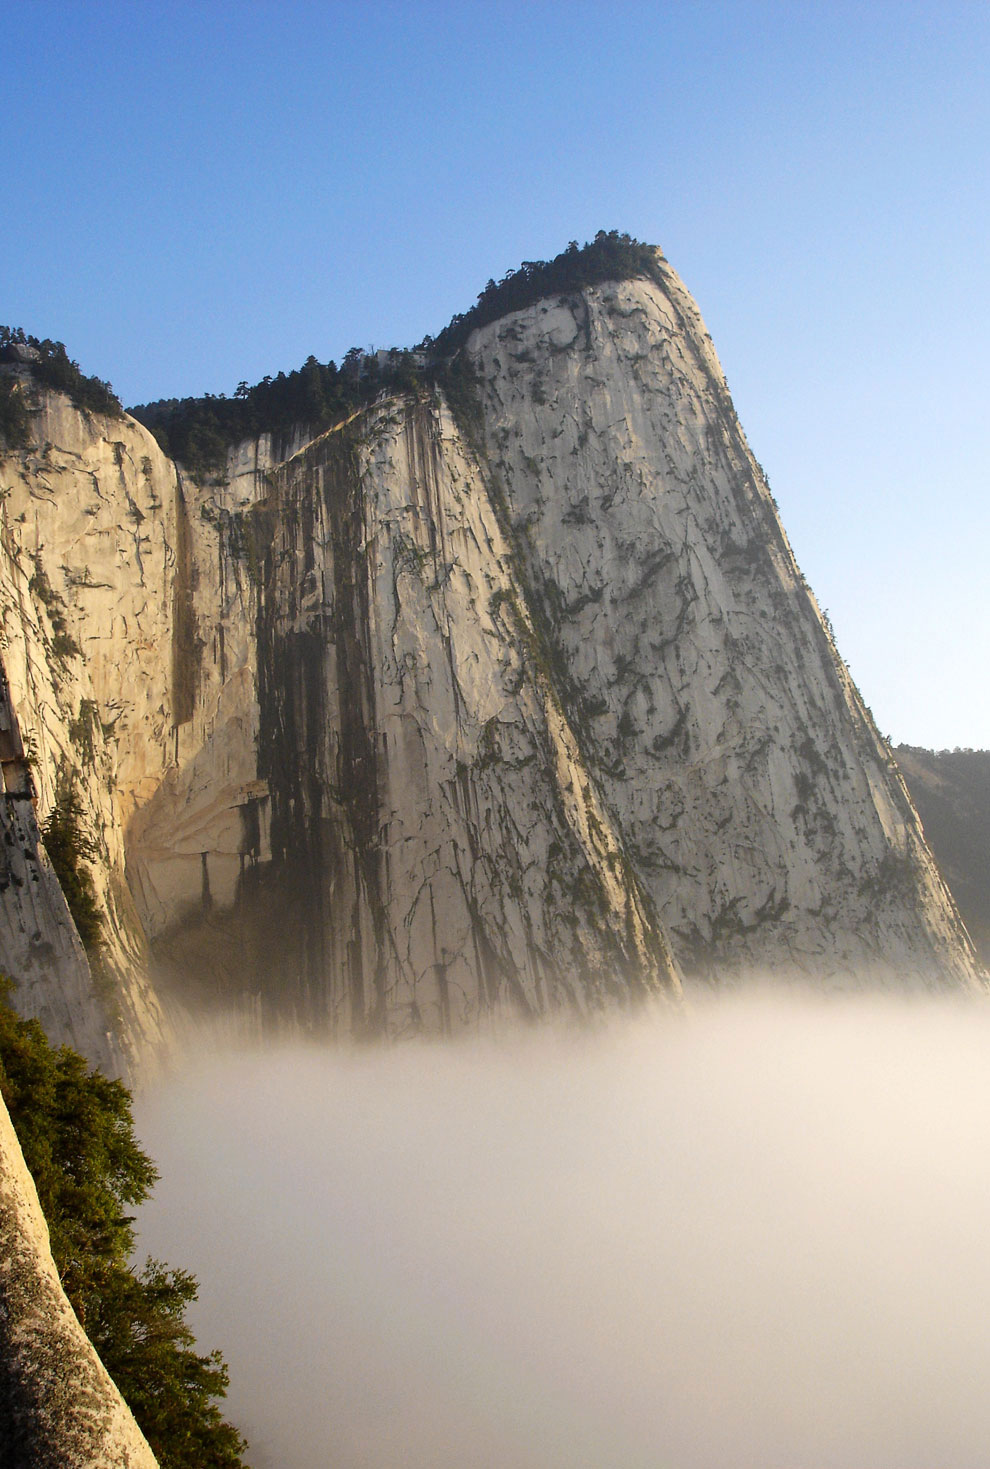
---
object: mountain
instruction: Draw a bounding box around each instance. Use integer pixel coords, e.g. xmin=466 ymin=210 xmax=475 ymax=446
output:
xmin=896 ymin=746 xmax=990 ymax=965
xmin=0 ymin=232 xmax=984 ymax=1464
xmin=0 ymin=237 xmax=982 ymax=1069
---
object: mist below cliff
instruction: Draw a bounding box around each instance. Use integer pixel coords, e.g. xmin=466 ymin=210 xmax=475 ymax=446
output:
xmin=134 ymin=991 xmax=990 ymax=1469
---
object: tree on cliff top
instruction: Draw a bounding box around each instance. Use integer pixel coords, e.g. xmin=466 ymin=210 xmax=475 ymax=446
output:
xmin=0 ymin=326 xmax=122 ymax=420
xmin=431 ymin=229 xmax=665 ymax=356
xmin=0 ymin=978 xmax=250 ymax=1468
xmin=128 ymin=230 xmax=664 ymax=481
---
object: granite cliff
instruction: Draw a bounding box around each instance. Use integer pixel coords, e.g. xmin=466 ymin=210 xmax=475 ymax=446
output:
xmin=466 ymin=270 xmax=977 ymax=985
xmin=0 ymin=244 xmax=982 ymax=1067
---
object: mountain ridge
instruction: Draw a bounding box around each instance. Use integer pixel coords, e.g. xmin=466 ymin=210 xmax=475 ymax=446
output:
xmin=0 ymin=242 xmax=982 ymax=1070
xmin=1 ymin=245 xmax=985 ymax=1464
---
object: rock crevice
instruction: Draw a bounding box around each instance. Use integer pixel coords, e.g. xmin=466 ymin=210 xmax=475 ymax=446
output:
xmin=0 ymin=263 xmax=981 ymax=1063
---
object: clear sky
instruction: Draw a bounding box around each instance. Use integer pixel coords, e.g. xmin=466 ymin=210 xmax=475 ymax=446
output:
xmin=4 ymin=0 xmax=988 ymax=749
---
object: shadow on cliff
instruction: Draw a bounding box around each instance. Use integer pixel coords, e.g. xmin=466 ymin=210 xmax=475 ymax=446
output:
xmin=134 ymin=989 xmax=990 ymax=1469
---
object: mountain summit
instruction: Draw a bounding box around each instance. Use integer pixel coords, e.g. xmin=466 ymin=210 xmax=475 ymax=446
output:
xmin=0 ymin=237 xmax=981 ymax=1065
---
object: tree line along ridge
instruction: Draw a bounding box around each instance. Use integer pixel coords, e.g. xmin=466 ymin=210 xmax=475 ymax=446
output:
xmin=2 ymin=232 xmax=665 ymax=482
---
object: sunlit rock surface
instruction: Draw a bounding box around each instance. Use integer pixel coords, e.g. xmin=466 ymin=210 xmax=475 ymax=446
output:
xmin=0 ymin=256 xmax=981 ymax=1064
xmin=0 ymin=1092 xmax=158 ymax=1468
xmin=0 ymin=397 xmax=173 ymax=1068
xmin=128 ymin=397 xmax=678 ymax=1033
xmin=467 ymin=270 xmax=980 ymax=987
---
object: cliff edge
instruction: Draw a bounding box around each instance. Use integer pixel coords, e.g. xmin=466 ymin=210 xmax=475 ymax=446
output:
xmin=0 ymin=246 xmax=981 ymax=1065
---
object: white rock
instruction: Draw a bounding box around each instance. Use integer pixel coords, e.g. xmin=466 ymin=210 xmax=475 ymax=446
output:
xmin=0 ymin=261 xmax=981 ymax=1067
xmin=467 ymin=266 xmax=981 ymax=988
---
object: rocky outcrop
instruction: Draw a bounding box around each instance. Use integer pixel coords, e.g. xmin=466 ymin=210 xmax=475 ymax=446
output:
xmin=0 ymin=657 xmax=118 ymax=1072
xmin=466 ymin=270 xmax=981 ymax=988
xmin=0 ymin=381 xmax=680 ymax=1049
xmin=0 ymin=395 xmax=173 ymax=1068
xmin=0 ymin=1090 xmax=158 ymax=1468
xmin=128 ymin=399 xmax=678 ymax=1033
xmin=0 ymin=252 xmax=981 ymax=1065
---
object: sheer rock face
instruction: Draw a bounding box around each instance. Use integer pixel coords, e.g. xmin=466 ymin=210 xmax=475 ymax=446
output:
xmin=0 ymin=261 xmax=981 ymax=1066
xmin=467 ymin=269 xmax=980 ymax=987
xmin=0 ymin=1093 xmax=158 ymax=1469
xmin=0 ymin=397 xmax=173 ymax=1068
xmin=0 ymin=739 xmax=117 ymax=1075
xmin=0 ymin=387 xmax=679 ymax=1048
xmin=129 ymin=398 xmax=678 ymax=1032
xmin=0 ymin=259 xmax=982 ymax=1459
xmin=244 ymin=398 xmax=677 ymax=1030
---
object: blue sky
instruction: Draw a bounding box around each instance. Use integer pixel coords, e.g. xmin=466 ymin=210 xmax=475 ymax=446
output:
xmin=4 ymin=1 xmax=988 ymax=748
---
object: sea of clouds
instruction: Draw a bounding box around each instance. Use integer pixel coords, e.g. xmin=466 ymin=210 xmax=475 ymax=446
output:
xmin=134 ymin=989 xmax=990 ymax=1468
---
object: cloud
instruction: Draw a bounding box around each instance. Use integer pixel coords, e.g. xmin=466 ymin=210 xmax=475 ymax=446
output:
xmin=134 ymin=991 xmax=990 ymax=1468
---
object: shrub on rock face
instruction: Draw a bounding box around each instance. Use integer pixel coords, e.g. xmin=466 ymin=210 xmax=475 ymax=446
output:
xmin=0 ymin=376 xmax=34 ymax=448
xmin=40 ymin=786 xmax=103 ymax=955
xmin=0 ymin=978 xmax=250 ymax=1469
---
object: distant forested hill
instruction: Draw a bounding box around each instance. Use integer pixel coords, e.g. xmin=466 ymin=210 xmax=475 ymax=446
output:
xmin=896 ymin=746 xmax=990 ymax=965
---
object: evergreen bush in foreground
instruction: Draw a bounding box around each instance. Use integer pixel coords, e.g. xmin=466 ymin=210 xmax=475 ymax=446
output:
xmin=0 ymin=977 xmax=249 ymax=1468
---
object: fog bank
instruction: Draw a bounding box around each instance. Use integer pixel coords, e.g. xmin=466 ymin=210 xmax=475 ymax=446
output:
xmin=135 ymin=992 xmax=990 ymax=1468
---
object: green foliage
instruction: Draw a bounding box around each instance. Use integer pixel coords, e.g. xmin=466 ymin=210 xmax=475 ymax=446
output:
xmin=0 ymin=978 xmax=250 ymax=1468
xmin=29 ymin=558 xmax=82 ymax=660
xmin=439 ymin=351 xmax=486 ymax=457
xmin=87 ymin=1260 xmax=249 ymax=1468
xmin=129 ymin=232 xmax=662 ymax=482
xmin=132 ymin=343 xmax=431 ymax=484
xmin=0 ymin=374 xmax=34 ymax=448
xmin=0 ymin=326 xmax=122 ymax=419
xmin=130 ymin=354 xmax=379 ymax=484
xmin=0 ymin=986 xmax=156 ymax=1311
xmin=41 ymin=785 xmax=104 ymax=954
xmin=51 ymin=629 xmax=83 ymax=660
xmin=69 ymin=698 xmax=101 ymax=765
xmin=617 ymin=708 xmax=638 ymax=741
xmin=431 ymin=230 xmax=665 ymax=357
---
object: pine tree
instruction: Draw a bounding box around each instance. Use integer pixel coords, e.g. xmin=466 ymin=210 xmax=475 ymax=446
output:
xmin=0 ymin=978 xmax=250 ymax=1468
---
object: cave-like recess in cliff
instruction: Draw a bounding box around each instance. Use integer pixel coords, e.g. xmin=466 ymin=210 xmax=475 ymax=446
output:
xmin=2 ymin=228 xmax=983 ymax=1064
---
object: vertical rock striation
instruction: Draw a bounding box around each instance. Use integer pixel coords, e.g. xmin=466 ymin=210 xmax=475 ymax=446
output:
xmin=0 ymin=396 xmax=173 ymax=1067
xmin=0 ymin=244 xmax=983 ymax=1458
xmin=0 ymin=656 xmax=118 ymax=1072
xmin=466 ymin=265 xmax=979 ymax=986
xmin=245 ymin=398 xmax=676 ymax=1033
xmin=0 ymin=250 xmax=982 ymax=1065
